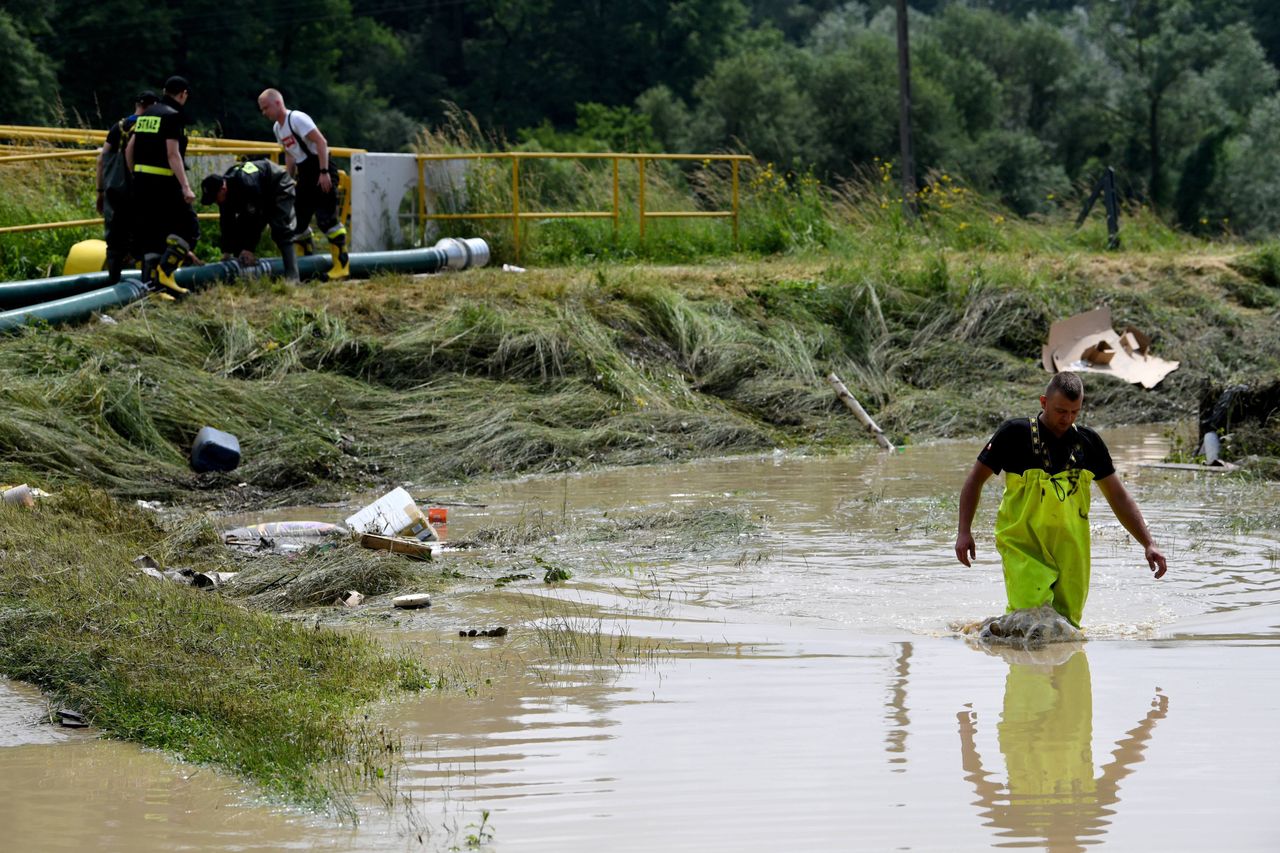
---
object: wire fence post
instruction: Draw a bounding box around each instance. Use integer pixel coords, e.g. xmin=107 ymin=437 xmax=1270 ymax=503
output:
xmin=1102 ymin=167 xmax=1120 ymax=250
xmin=612 ymin=156 xmax=620 ymax=240
xmin=416 ymin=156 xmax=426 ymax=246
xmin=895 ymin=0 xmax=918 ymax=220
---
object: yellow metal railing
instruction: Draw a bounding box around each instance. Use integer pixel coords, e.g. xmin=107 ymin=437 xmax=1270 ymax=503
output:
xmin=415 ymin=152 xmax=750 ymax=261
xmin=1 ymin=127 xmax=750 ymax=256
xmin=0 ymin=125 xmax=364 ymax=164
xmin=0 ymin=124 xmax=359 ymax=236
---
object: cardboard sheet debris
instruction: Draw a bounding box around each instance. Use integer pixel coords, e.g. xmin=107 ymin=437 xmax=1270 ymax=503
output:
xmin=1041 ymin=306 xmax=1178 ymax=388
xmin=357 ymin=532 xmax=435 ymax=559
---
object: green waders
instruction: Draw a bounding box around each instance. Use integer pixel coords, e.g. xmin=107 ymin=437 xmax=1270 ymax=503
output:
xmin=994 ymin=420 xmax=1094 ymax=627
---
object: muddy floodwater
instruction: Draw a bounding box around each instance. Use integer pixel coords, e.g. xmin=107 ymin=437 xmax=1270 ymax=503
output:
xmin=4 ymin=426 xmax=1280 ymax=851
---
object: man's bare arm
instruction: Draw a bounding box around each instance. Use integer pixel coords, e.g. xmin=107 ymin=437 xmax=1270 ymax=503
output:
xmin=166 ymin=138 xmax=193 ymax=203
xmin=1096 ymin=474 xmax=1167 ymax=578
xmin=95 ymin=142 xmax=111 ymax=213
xmin=955 ymin=460 xmax=995 ymax=567
xmin=306 ymin=129 xmax=332 ymax=192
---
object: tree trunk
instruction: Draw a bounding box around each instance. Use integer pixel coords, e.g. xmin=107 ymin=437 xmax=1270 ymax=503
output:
xmin=1148 ymin=90 xmax=1164 ymax=207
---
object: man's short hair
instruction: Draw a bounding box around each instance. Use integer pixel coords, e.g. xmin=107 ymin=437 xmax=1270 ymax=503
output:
xmin=135 ymin=90 xmax=159 ymax=107
xmin=1046 ymin=371 xmax=1084 ymax=401
xmin=200 ymin=175 xmax=225 ymax=206
xmin=164 ymin=76 xmax=190 ymax=96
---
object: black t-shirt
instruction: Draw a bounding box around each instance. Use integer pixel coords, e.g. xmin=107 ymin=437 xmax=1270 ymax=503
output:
xmin=130 ymin=97 xmax=186 ymax=171
xmin=978 ymin=416 xmax=1115 ymax=479
xmin=104 ymin=114 xmax=137 ymax=150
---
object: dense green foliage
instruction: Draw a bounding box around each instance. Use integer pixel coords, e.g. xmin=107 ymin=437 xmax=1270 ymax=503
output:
xmin=6 ymin=1 xmax=1280 ymax=235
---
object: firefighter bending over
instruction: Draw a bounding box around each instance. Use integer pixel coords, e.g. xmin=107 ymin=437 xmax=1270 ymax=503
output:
xmin=201 ymin=159 xmax=300 ymax=282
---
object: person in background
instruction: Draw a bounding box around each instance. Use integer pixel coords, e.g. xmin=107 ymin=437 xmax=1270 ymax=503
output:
xmin=97 ymin=90 xmax=158 ymax=283
xmin=200 ymin=158 xmax=299 ymax=282
xmin=125 ymin=75 xmax=198 ymax=293
xmin=256 ymin=87 xmax=348 ymax=279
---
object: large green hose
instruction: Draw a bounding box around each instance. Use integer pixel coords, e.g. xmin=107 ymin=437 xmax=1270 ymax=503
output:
xmin=0 ymin=280 xmax=150 ymax=333
xmin=0 ymin=239 xmax=489 ymax=333
xmin=0 ymin=269 xmax=143 ymax=310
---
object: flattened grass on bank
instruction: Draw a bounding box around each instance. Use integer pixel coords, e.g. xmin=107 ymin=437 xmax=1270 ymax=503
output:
xmin=0 ymin=489 xmax=431 ymax=814
xmin=4 ymin=247 xmax=1280 ymax=503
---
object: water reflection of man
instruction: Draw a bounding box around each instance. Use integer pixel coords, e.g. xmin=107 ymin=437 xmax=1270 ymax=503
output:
xmin=958 ymin=646 xmax=1168 ymax=852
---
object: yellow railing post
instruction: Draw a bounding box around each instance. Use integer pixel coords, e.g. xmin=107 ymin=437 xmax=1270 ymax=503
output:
xmin=612 ymin=156 xmax=620 ymax=239
xmin=417 ymin=156 xmax=427 ymax=245
xmin=637 ymin=156 xmax=646 ymax=242
xmin=511 ymin=155 xmax=521 ymax=262
xmin=732 ymin=159 xmax=740 ymax=247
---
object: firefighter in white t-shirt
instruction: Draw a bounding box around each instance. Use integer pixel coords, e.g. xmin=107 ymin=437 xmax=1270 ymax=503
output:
xmin=257 ymin=87 xmax=349 ymax=279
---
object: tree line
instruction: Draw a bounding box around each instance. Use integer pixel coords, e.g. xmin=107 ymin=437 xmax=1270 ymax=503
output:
xmin=4 ymin=0 xmax=1280 ymax=235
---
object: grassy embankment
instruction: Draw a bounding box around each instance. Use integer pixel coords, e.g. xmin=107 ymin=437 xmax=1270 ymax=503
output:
xmin=2 ymin=145 xmax=1279 ymax=812
xmin=0 ymin=488 xmax=432 ymax=816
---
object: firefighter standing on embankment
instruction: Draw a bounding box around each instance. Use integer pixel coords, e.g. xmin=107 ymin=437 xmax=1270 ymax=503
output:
xmin=97 ymin=90 xmax=157 ymax=283
xmin=256 ymin=87 xmax=349 ymax=280
xmin=125 ymin=75 xmax=198 ymax=293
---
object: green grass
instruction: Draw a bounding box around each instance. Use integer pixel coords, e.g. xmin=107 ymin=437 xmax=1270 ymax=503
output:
xmin=3 ymin=241 xmax=1280 ymax=503
xmin=0 ymin=488 xmax=432 ymax=815
xmin=0 ymin=162 xmax=100 ymax=279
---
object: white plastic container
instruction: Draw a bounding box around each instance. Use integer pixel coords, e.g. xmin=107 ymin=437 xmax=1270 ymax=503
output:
xmin=345 ymin=487 xmax=437 ymax=541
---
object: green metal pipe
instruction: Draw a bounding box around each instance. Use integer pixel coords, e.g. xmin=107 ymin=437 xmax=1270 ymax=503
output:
xmin=0 ymin=280 xmax=150 ymax=333
xmin=0 ymin=239 xmax=489 ymax=332
xmin=0 ymin=269 xmax=142 ymax=310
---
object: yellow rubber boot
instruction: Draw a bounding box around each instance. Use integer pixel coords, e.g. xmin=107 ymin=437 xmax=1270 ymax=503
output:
xmin=155 ymin=236 xmax=190 ymax=295
xmin=326 ymin=242 xmax=350 ymax=280
xmin=293 ymin=228 xmax=315 ymax=257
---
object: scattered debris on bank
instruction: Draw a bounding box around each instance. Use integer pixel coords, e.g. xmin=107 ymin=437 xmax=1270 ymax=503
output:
xmin=345 ymin=487 xmax=439 ymax=542
xmin=459 ymin=627 xmax=508 ymax=638
xmin=191 ymin=425 xmax=242 ymax=473
xmin=2 ymin=484 xmax=51 ymax=506
xmin=224 ymin=520 xmax=348 ymax=553
xmin=134 ymin=553 xmax=237 ymax=589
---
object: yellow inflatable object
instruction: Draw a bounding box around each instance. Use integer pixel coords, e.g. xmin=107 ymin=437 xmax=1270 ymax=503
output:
xmin=64 ymin=239 xmax=108 ymax=275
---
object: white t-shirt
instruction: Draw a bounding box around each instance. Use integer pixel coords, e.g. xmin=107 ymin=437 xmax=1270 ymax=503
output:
xmin=273 ymin=109 xmax=319 ymax=164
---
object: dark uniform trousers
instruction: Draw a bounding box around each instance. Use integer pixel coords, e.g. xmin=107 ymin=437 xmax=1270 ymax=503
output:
xmin=294 ymin=156 xmax=341 ymax=241
xmin=133 ymin=174 xmax=199 ymax=259
xmin=129 ymin=97 xmax=198 ymax=261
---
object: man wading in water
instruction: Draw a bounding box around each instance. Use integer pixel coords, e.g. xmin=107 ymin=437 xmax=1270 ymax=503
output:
xmin=954 ymin=372 xmax=1168 ymax=627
